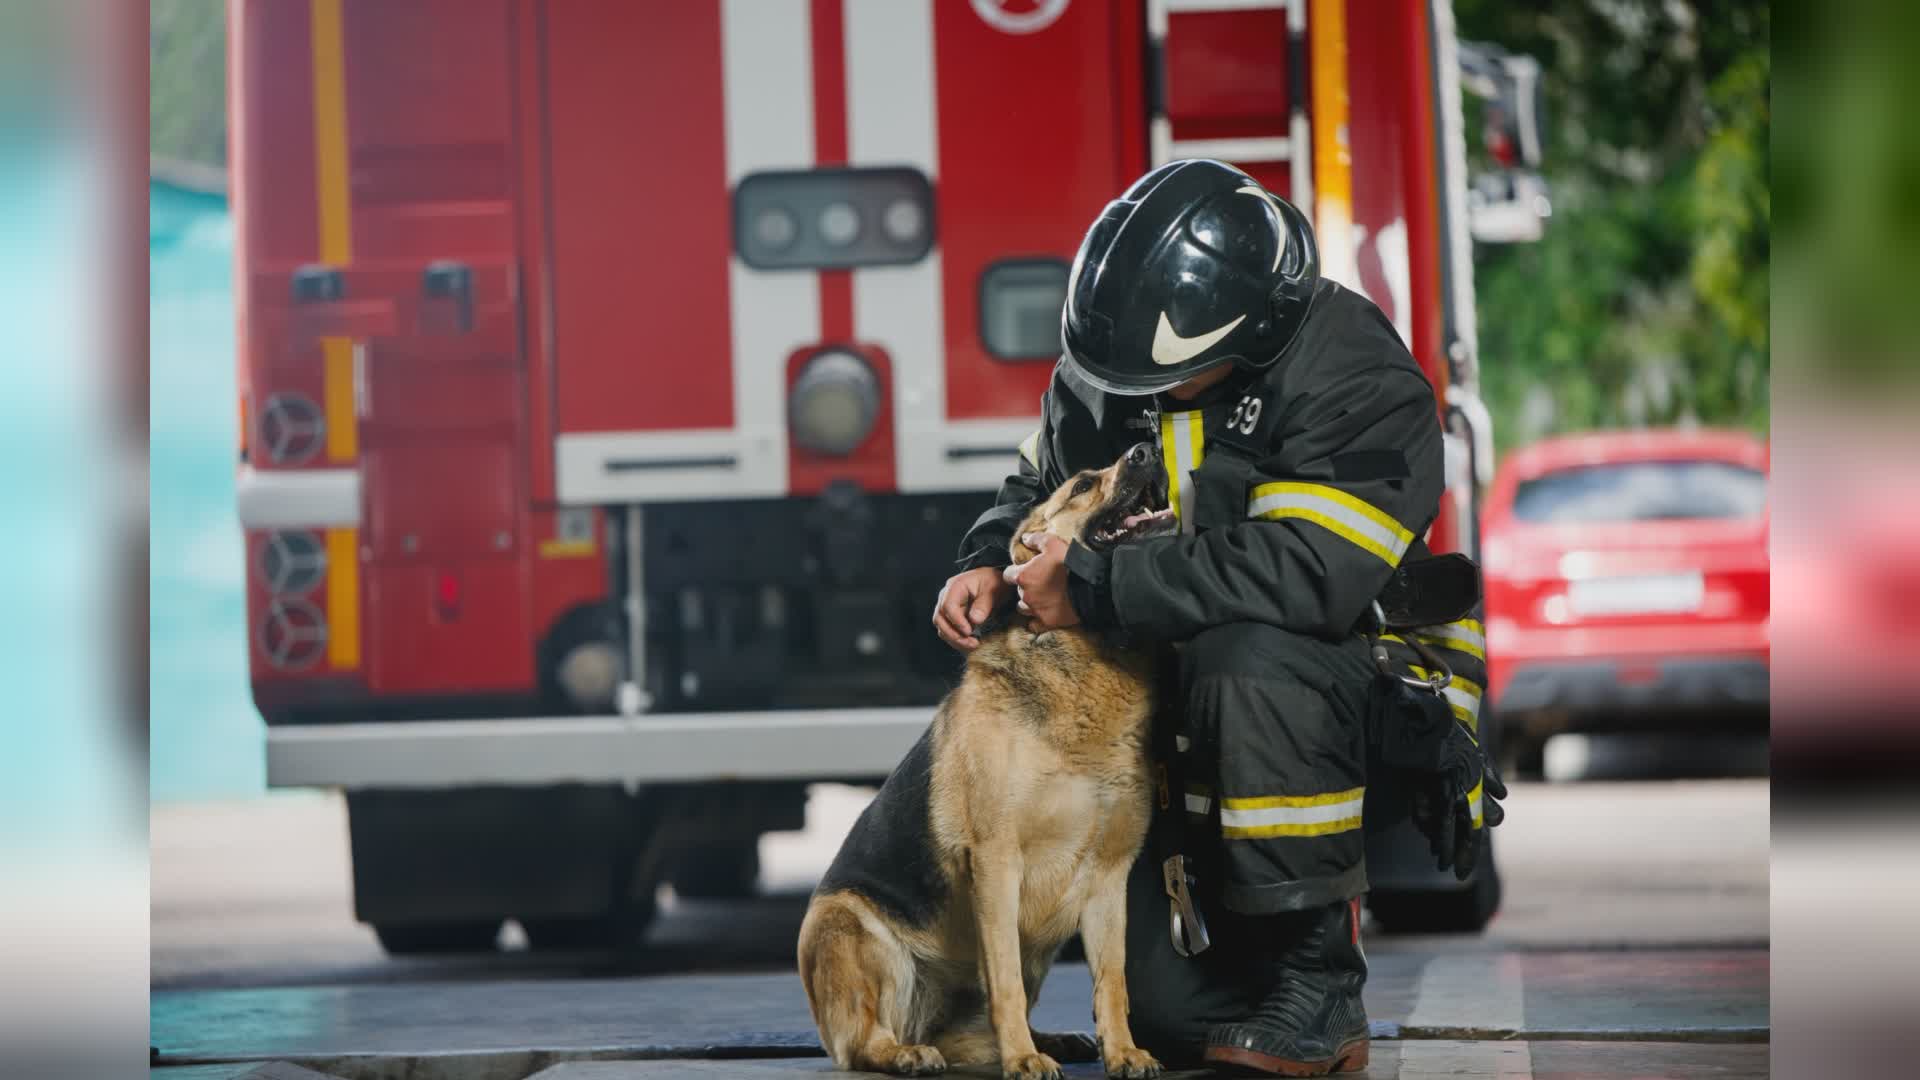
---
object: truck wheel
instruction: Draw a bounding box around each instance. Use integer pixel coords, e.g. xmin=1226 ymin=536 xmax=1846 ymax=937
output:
xmin=520 ymin=916 xmax=616 ymax=951
xmin=373 ymin=919 xmax=502 ymax=955
xmin=671 ymin=841 xmax=761 ymax=899
xmin=521 ymin=890 xmax=658 ymax=951
xmin=1367 ymin=854 xmax=1502 ymax=935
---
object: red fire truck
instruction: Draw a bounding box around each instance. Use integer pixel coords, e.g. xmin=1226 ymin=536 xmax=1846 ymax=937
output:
xmin=232 ymin=0 xmax=1543 ymax=952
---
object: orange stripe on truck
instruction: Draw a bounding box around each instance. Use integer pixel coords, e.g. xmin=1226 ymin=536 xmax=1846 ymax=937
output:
xmin=311 ymin=0 xmax=360 ymax=668
xmin=1309 ymin=0 xmax=1355 ymax=287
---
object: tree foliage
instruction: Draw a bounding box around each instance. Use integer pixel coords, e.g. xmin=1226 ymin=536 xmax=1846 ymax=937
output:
xmin=150 ymin=0 xmax=227 ymax=169
xmin=1456 ymin=0 xmax=1769 ymax=447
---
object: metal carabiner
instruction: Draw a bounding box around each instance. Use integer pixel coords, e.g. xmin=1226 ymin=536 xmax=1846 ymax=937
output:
xmin=1162 ymin=855 xmax=1211 ymax=957
xmin=1370 ymin=601 xmax=1453 ymax=694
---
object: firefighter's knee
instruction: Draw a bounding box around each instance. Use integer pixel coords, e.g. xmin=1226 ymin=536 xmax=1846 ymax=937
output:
xmin=1176 ymin=623 xmax=1371 ymax=913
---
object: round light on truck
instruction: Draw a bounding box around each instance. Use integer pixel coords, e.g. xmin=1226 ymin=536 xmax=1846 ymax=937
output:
xmin=881 ymin=197 xmax=925 ymax=245
xmin=789 ymin=350 xmax=880 ymax=456
xmin=752 ymin=205 xmax=798 ymax=252
xmin=818 ymin=201 xmax=861 ymax=247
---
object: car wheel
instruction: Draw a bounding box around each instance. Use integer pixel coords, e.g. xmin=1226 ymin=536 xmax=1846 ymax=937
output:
xmin=1367 ymin=847 xmax=1503 ymax=935
xmin=671 ymin=841 xmax=761 ymax=899
xmin=373 ymin=919 xmax=502 ymax=955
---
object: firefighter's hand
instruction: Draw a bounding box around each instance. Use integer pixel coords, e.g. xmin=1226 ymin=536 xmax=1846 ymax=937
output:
xmin=1408 ymin=723 xmax=1508 ymax=881
xmin=1005 ymin=533 xmax=1081 ymax=634
xmin=934 ymin=567 xmax=1013 ymax=651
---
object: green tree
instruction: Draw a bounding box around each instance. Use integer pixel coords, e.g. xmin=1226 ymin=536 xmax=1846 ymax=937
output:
xmin=1455 ymin=0 xmax=1769 ymax=447
xmin=150 ymin=0 xmax=227 ymax=168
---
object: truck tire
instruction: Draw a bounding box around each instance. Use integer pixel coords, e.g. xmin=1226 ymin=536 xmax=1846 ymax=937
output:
xmin=373 ymin=920 xmax=502 ymax=955
xmin=521 ymin=890 xmax=659 ymax=951
xmin=1367 ymin=853 xmax=1502 ymax=935
xmin=671 ymin=841 xmax=760 ymax=899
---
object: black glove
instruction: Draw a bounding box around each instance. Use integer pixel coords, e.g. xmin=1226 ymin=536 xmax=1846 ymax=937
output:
xmin=1408 ymin=721 xmax=1508 ymax=881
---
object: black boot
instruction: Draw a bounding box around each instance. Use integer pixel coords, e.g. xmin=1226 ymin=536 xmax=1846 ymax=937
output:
xmin=1203 ymin=899 xmax=1369 ymax=1076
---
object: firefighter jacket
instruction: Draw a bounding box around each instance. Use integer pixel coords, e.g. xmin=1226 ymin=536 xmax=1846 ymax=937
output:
xmin=957 ymin=280 xmax=1446 ymax=643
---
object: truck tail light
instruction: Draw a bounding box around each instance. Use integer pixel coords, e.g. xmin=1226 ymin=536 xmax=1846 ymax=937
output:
xmin=259 ymin=599 xmax=327 ymax=671
xmin=789 ymin=350 xmax=881 ymax=456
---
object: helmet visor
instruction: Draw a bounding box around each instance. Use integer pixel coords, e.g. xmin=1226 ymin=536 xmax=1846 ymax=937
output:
xmin=1060 ymin=346 xmax=1236 ymax=398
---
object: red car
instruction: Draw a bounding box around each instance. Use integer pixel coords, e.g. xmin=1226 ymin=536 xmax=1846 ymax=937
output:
xmin=1481 ymin=429 xmax=1769 ymax=770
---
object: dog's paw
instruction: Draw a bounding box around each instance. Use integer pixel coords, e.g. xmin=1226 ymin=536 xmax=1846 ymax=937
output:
xmin=1001 ymin=1049 xmax=1062 ymax=1080
xmin=1103 ymin=1045 xmax=1163 ymax=1079
xmin=882 ymin=1043 xmax=947 ymax=1076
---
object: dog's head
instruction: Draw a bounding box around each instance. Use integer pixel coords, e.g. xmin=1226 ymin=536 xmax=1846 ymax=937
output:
xmin=1010 ymin=442 xmax=1177 ymax=564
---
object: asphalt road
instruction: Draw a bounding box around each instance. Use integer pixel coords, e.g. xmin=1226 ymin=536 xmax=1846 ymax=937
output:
xmin=151 ymin=737 xmax=1772 ymax=1078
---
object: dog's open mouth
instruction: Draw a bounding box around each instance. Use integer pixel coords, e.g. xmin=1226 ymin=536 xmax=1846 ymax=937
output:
xmin=1085 ymin=468 xmax=1176 ymax=550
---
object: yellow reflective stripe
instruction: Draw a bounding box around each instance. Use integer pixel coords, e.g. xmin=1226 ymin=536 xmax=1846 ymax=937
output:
xmin=1160 ymin=413 xmax=1179 ymax=522
xmin=1222 ymin=787 xmax=1365 ymax=810
xmin=1224 ymin=817 xmax=1364 ymax=839
xmin=1189 ymin=407 xmax=1206 ymax=477
xmin=1161 ymin=410 xmax=1204 ymax=532
xmin=1468 ymin=780 xmax=1485 ymax=829
xmin=324 ymin=527 xmax=360 ymax=669
xmin=1018 ymin=429 xmax=1040 ymax=471
xmin=1418 ymin=619 xmax=1487 ymax=661
xmin=1220 ymin=786 xmax=1365 ymax=838
xmin=1247 ymin=481 xmax=1415 ymax=566
xmin=538 ymin=538 xmax=597 ymax=559
xmin=322 ymin=339 xmax=356 ymax=461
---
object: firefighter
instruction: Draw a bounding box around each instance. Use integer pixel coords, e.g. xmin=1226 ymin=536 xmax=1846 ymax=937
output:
xmin=932 ymin=159 xmax=1507 ymax=1075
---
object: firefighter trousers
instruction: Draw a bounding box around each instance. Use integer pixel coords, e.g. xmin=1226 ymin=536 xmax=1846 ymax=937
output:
xmin=1124 ymin=621 xmax=1377 ymax=1058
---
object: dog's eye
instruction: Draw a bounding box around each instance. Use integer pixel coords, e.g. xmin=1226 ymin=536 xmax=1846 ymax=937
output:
xmin=1072 ymin=477 xmax=1095 ymax=497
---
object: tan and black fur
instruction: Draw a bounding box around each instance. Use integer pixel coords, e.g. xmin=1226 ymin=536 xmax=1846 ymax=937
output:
xmin=799 ymin=449 xmax=1172 ymax=1080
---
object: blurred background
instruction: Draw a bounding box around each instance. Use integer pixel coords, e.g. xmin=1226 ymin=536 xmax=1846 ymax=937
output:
xmin=14 ymin=0 xmax=1920 ymax=1075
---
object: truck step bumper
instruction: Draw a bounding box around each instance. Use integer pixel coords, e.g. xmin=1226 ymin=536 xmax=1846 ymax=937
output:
xmin=266 ymin=708 xmax=933 ymax=789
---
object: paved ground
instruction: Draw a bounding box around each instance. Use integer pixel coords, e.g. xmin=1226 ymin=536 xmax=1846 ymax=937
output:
xmin=152 ymin=743 xmax=1771 ymax=1079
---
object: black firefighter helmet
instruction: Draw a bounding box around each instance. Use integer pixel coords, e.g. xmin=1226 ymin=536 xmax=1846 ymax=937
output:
xmin=1061 ymin=158 xmax=1320 ymax=396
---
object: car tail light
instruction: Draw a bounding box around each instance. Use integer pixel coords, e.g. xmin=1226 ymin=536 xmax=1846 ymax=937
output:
xmin=436 ymin=571 xmax=463 ymax=619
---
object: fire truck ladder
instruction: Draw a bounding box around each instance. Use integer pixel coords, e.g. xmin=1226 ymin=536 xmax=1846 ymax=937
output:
xmin=1146 ymin=0 xmax=1312 ymax=212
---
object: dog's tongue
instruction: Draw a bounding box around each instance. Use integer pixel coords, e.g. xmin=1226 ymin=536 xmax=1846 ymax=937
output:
xmin=1122 ymin=508 xmax=1177 ymax=529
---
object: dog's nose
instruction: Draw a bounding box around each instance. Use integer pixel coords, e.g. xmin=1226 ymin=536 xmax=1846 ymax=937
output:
xmin=1126 ymin=442 xmax=1154 ymax=467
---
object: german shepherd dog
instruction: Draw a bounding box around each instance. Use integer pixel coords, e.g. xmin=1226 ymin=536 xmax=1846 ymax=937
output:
xmin=799 ymin=445 xmax=1177 ymax=1080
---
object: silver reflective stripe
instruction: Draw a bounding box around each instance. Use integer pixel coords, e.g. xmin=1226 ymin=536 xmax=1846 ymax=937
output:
xmin=1441 ymin=678 xmax=1483 ymax=727
xmin=1219 ymin=787 xmax=1367 ymax=838
xmin=1245 ymin=482 xmax=1414 ymax=566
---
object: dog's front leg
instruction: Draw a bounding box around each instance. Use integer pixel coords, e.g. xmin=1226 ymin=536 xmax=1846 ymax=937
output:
xmin=970 ymin=844 xmax=1058 ymax=1080
xmin=1080 ymin=866 xmax=1162 ymax=1078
